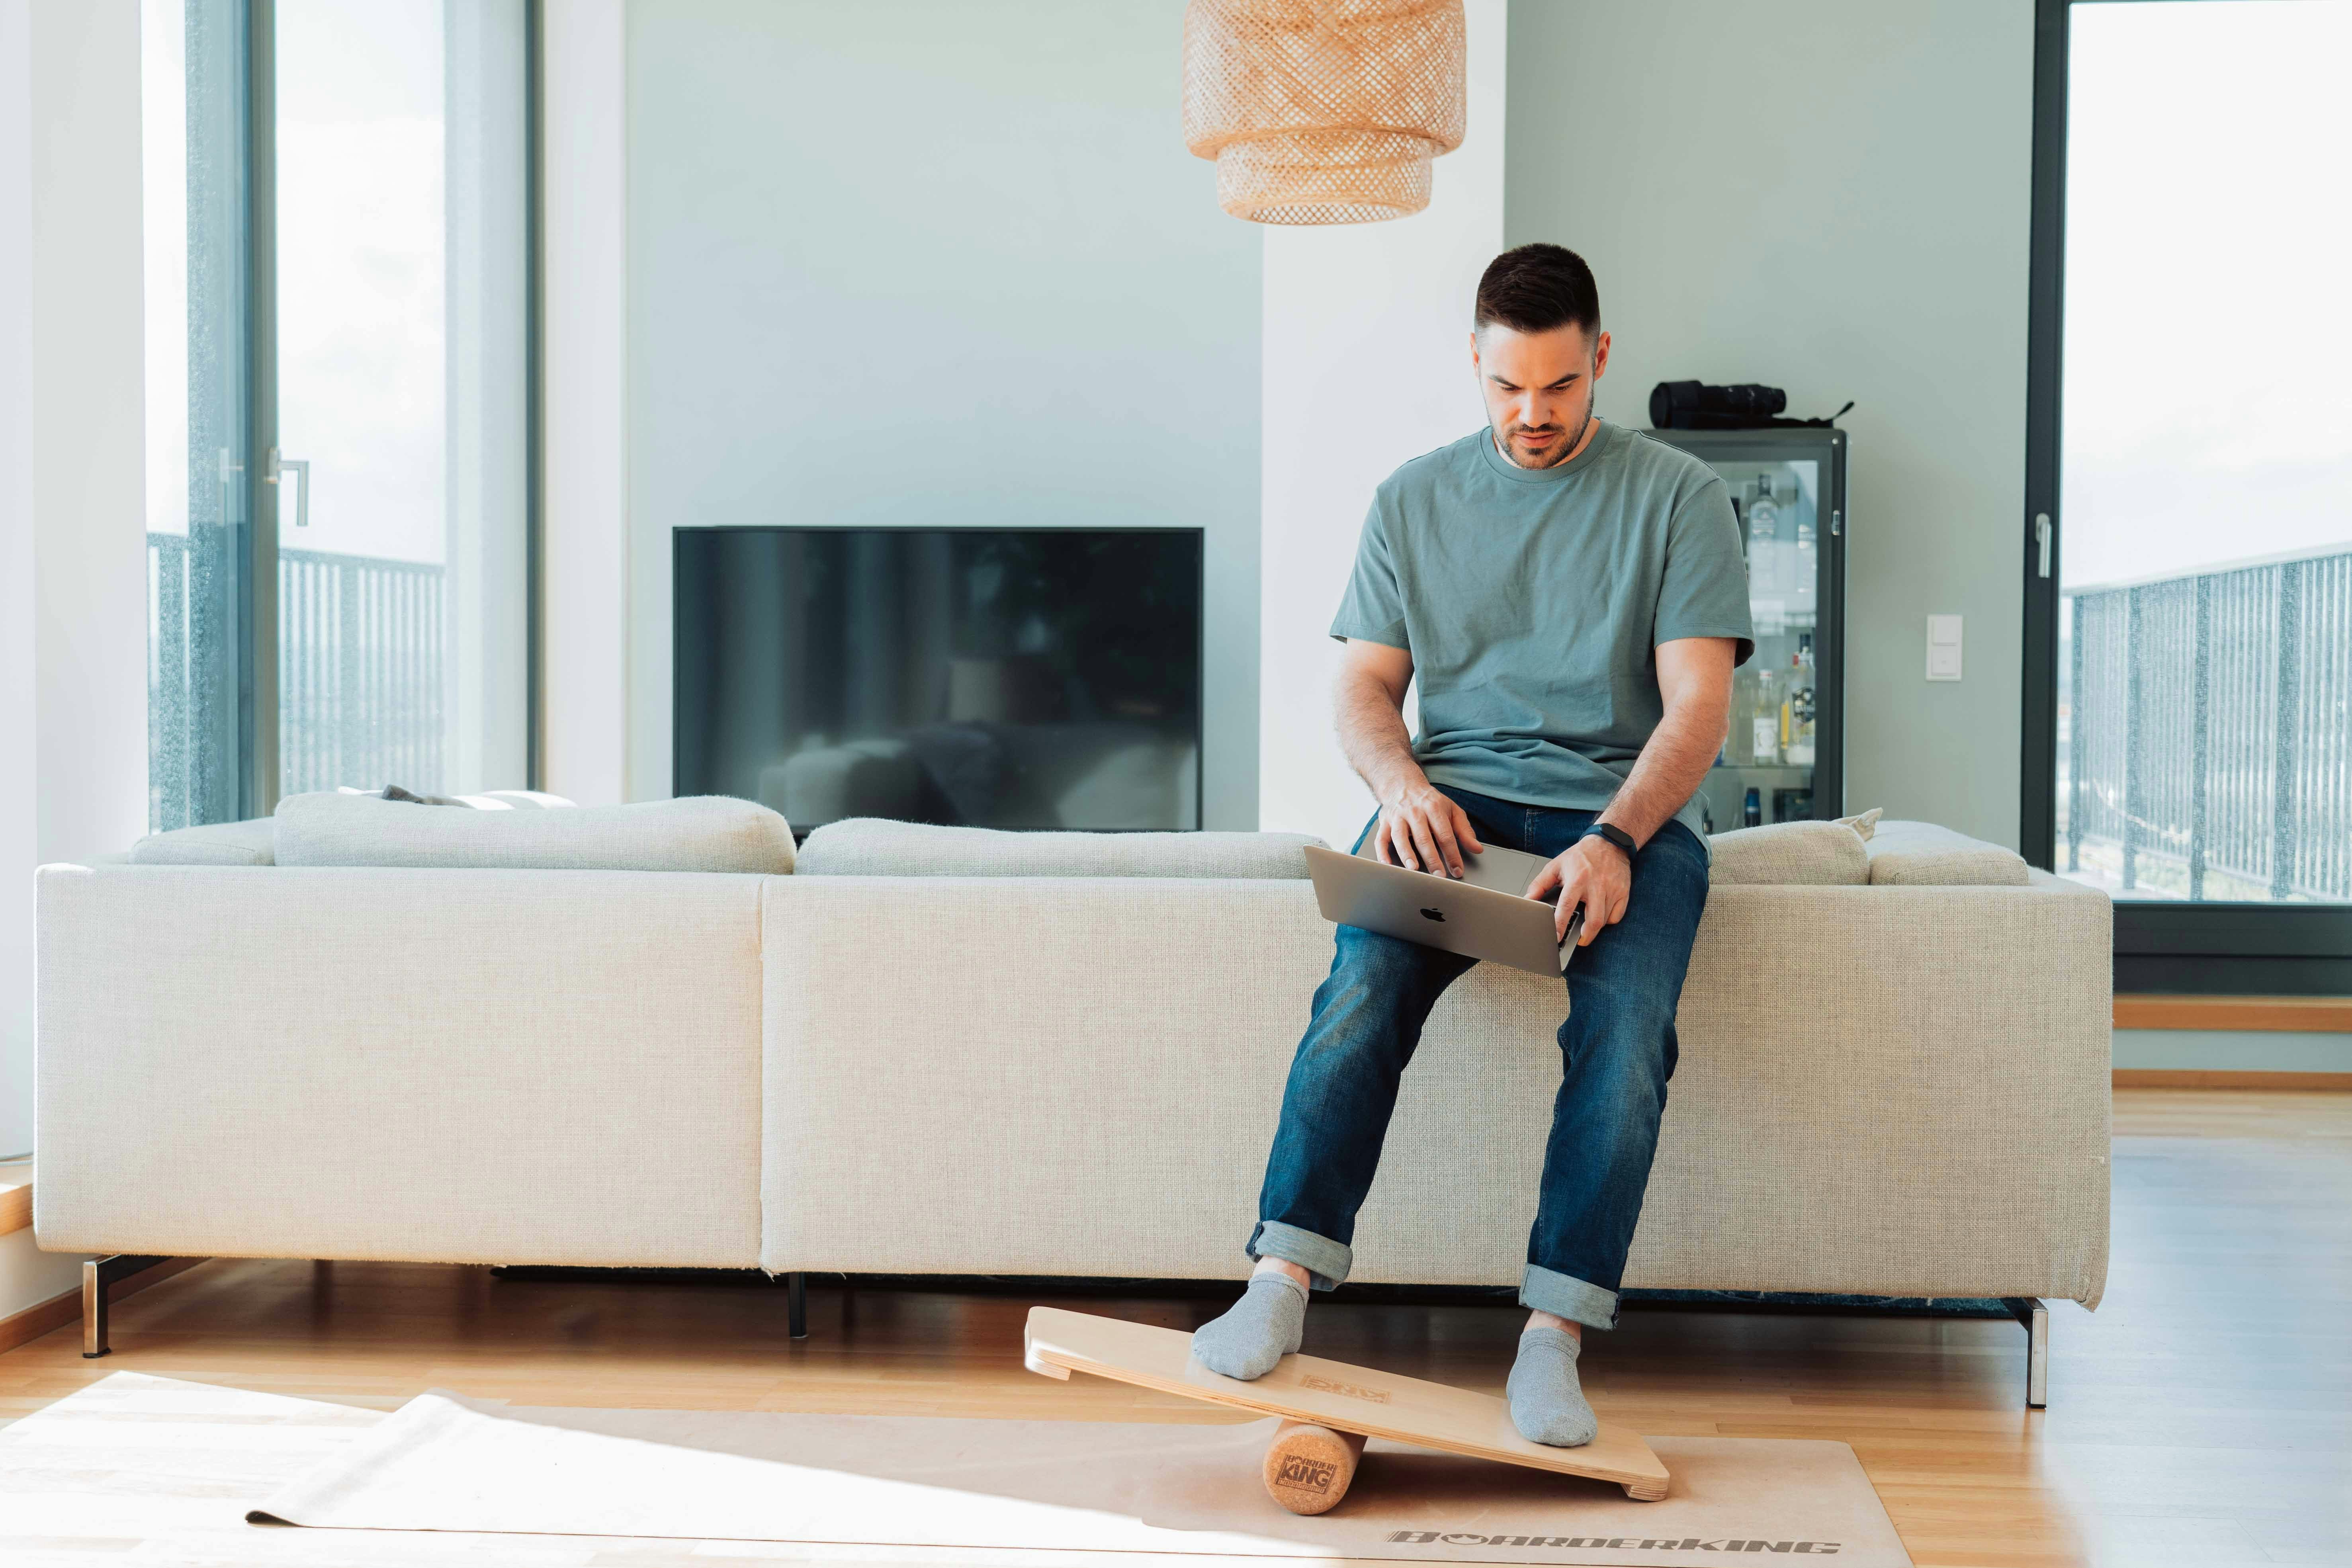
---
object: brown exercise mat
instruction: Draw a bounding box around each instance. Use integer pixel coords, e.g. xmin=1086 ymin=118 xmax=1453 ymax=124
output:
xmin=248 ymin=1387 xmax=1911 ymax=1566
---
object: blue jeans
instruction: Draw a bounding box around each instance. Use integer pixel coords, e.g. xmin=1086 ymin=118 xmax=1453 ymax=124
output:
xmin=1247 ymin=784 xmax=1711 ymax=1331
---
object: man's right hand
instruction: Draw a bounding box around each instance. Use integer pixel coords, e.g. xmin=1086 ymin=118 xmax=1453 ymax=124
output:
xmin=1373 ymin=780 xmax=1484 ymax=878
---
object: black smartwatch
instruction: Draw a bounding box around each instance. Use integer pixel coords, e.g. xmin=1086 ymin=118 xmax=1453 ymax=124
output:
xmin=1578 ymin=821 xmax=1636 ymax=865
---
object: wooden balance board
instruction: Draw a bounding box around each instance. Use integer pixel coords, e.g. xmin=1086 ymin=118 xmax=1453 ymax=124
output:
xmin=1022 ymin=1306 xmax=1669 ymax=1509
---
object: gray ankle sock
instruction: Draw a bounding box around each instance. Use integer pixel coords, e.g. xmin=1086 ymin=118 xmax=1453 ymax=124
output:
xmin=1507 ymin=1326 xmax=1597 ymax=1447
xmin=1191 ymin=1273 xmax=1307 ymax=1380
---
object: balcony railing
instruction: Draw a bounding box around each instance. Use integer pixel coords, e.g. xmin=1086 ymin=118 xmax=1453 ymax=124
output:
xmin=278 ymin=544 xmax=446 ymax=796
xmin=2065 ymin=547 xmax=2352 ymax=901
xmin=149 ymin=533 xmax=446 ymax=829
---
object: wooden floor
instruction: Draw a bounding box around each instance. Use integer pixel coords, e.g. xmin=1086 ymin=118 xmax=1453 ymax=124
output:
xmin=1 ymin=1087 xmax=2345 ymax=1568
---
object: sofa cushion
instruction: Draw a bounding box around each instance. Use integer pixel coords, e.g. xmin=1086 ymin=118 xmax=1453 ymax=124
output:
xmin=1865 ymin=820 xmax=2031 ymax=886
xmin=797 ymin=818 xmax=1323 ymax=878
xmin=128 ymin=817 xmax=278 ymax=867
xmin=276 ymin=792 xmax=795 ymax=874
xmin=1706 ymin=809 xmax=1879 ymax=886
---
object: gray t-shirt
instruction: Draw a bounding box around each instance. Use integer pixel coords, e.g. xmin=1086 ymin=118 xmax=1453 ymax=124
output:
xmin=1330 ymin=420 xmax=1754 ymax=840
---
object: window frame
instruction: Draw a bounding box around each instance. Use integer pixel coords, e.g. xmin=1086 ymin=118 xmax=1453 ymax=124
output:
xmin=243 ymin=0 xmax=276 ymax=816
xmin=2020 ymin=0 xmax=2352 ymax=996
xmin=524 ymin=0 xmax=544 ymax=792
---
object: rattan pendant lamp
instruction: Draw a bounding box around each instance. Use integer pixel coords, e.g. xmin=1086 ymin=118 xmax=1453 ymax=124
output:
xmin=1182 ymin=0 xmax=1466 ymax=225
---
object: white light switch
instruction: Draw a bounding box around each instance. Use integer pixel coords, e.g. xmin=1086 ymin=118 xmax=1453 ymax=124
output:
xmin=1926 ymin=614 xmax=1963 ymax=681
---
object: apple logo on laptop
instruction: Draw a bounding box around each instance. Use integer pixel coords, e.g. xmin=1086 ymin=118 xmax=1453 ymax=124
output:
xmin=1419 ymin=908 xmax=1445 ymax=923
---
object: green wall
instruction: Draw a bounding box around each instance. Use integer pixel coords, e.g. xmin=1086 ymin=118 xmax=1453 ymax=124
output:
xmin=624 ymin=0 xmax=1263 ymax=824
xmin=1504 ymin=0 xmax=2036 ymax=845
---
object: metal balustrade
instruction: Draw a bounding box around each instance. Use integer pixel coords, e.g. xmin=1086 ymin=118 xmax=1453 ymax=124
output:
xmin=2064 ymin=548 xmax=2352 ymax=902
xmin=149 ymin=533 xmax=446 ymax=829
xmin=277 ymin=546 xmax=446 ymax=798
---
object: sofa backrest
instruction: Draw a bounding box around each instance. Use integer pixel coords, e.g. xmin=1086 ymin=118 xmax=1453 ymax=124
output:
xmin=755 ymin=871 xmax=2114 ymax=1305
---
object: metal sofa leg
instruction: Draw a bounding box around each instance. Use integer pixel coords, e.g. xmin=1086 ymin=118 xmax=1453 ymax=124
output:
xmin=82 ymin=1255 xmax=170 ymax=1359
xmin=2002 ymin=1297 xmax=2049 ymax=1408
xmin=788 ymin=1271 xmax=807 ymax=1340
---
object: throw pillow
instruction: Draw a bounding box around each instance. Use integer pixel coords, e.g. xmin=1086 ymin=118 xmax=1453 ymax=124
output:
xmin=797 ymin=818 xmax=1324 ymax=878
xmin=128 ymin=817 xmax=278 ymax=867
xmin=1865 ymin=820 xmax=2031 ymax=886
xmin=365 ymin=786 xmax=575 ymax=810
xmin=460 ymin=790 xmax=574 ymax=811
xmin=1706 ymin=811 xmax=1878 ymax=885
xmin=276 ymin=792 xmax=795 ymax=874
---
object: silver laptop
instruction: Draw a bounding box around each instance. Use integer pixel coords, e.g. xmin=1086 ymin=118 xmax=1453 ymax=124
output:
xmin=1303 ymin=841 xmax=1582 ymax=977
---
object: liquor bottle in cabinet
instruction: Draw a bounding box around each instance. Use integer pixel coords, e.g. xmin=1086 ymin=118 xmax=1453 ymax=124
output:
xmin=1648 ymin=427 xmax=1847 ymax=827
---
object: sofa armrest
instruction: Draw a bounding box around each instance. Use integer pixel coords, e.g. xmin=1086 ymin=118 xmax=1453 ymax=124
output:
xmin=35 ymin=863 xmax=768 ymax=1267
xmin=1671 ymin=875 xmax=2112 ymax=1306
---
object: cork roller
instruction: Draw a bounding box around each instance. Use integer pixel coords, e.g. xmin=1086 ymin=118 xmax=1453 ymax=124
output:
xmin=1261 ymin=1419 xmax=1371 ymax=1515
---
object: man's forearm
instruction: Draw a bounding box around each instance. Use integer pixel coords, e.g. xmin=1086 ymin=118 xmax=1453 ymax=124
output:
xmin=1335 ymin=669 xmax=1425 ymax=802
xmin=1595 ymin=696 xmax=1726 ymax=848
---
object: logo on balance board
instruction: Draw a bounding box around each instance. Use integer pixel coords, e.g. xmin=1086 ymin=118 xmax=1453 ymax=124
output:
xmin=1299 ymin=1372 xmax=1391 ymax=1404
xmin=1418 ymin=907 xmax=1446 ymax=922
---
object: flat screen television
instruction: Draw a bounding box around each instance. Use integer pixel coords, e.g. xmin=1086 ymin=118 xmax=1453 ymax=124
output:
xmin=674 ymin=527 xmax=1204 ymax=832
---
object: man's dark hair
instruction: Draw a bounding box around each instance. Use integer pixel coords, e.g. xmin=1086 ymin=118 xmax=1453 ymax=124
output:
xmin=1474 ymin=243 xmax=1601 ymax=338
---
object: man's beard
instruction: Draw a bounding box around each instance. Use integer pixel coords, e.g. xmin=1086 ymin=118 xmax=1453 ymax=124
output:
xmin=1496 ymin=400 xmax=1594 ymax=470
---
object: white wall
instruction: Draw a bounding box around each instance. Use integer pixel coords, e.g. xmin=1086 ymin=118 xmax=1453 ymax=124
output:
xmin=0 ymin=0 xmax=35 ymax=1157
xmin=1504 ymin=0 xmax=2036 ymax=846
xmin=1257 ymin=0 xmax=1508 ymax=852
xmin=539 ymin=0 xmax=630 ymax=806
xmin=442 ymin=0 xmax=533 ymax=796
xmin=0 ymin=0 xmax=151 ymax=1156
xmin=622 ymin=0 xmax=1263 ymax=824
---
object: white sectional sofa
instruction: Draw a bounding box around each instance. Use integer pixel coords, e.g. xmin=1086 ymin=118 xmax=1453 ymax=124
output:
xmin=32 ymin=802 xmax=2112 ymax=1402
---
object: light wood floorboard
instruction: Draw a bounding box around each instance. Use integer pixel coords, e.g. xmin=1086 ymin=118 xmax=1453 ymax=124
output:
xmin=1 ymin=1087 xmax=2344 ymax=1568
xmin=2111 ymin=993 xmax=2352 ymax=1033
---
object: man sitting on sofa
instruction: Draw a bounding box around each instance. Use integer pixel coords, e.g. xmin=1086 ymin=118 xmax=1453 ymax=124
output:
xmin=1192 ymin=244 xmax=1755 ymax=1447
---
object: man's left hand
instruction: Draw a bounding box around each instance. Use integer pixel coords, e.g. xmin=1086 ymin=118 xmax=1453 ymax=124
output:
xmin=1525 ymin=834 xmax=1631 ymax=947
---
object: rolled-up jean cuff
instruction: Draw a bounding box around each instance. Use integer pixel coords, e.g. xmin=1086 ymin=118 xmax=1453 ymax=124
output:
xmin=1248 ymin=1221 xmax=1351 ymax=1292
xmin=1520 ymin=1263 xmax=1619 ymax=1331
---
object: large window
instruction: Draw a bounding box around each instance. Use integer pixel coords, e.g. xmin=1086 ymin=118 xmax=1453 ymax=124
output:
xmin=2024 ymin=0 xmax=2352 ymax=991
xmin=143 ymin=0 xmax=531 ymax=829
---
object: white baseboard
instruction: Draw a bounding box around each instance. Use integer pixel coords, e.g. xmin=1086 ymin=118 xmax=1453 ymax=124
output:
xmin=0 ymin=1226 xmax=88 ymax=1325
xmin=2113 ymin=1028 xmax=2352 ymax=1074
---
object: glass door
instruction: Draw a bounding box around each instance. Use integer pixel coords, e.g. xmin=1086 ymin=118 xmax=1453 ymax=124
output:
xmin=272 ymin=0 xmax=528 ymax=801
xmin=2047 ymin=2 xmax=2351 ymax=908
xmin=2022 ymin=0 xmax=2352 ymax=993
xmin=142 ymin=0 xmax=530 ymax=827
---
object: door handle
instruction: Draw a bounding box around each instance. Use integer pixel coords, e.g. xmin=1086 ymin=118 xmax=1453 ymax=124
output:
xmin=2035 ymin=513 xmax=2051 ymax=579
xmin=264 ymin=448 xmax=312 ymax=527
